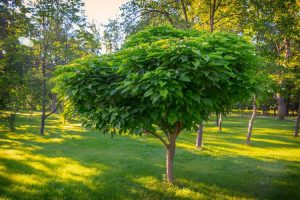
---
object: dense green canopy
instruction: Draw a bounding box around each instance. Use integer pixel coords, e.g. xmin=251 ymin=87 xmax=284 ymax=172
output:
xmin=53 ymin=26 xmax=258 ymax=135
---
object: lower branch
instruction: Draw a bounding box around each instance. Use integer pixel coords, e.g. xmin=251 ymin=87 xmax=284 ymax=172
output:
xmin=45 ymin=101 xmax=62 ymax=119
xmin=146 ymin=130 xmax=169 ymax=148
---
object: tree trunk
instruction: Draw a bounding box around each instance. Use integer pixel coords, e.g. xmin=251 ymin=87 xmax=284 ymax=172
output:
xmin=40 ymin=56 xmax=46 ymax=136
xmin=181 ymin=0 xmax=189 ymax=28
xmin=216 ymin=112 xmax=219 ymax=126
xmin=196 ymin=122 xmax=203 ymax=148
xmin=209 ymin=0 xmax=217 ymax=33
xmin=246 ymin=95 xmax=257 ymax=144
xmin=285 ymin=94 xmax=290 ymax=116
xmin=40 ymin=17 xmax=47 ymax=136
xmin=51 ymin=94 xmax=57 ymax=113
xmin=262 ymin=105 xmax=267 ymax=116
xmin=218 ymin=113 xmax=222 ymax=132
xmin=166 ymin=133 xmax=177 ymax=184
xmin=277 ymin=92 xmax=286 ymax=120
xmin=294 ymin=93 xmax=300 ymax=137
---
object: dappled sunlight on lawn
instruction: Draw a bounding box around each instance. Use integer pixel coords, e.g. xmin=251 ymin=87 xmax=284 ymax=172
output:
xmin=0 ymin=113 xmax=299 ymax=199
xmin=0 ymin=113 xmax=107 ymax=199
xmin=0 ymin=139 xmax=104 ymax=198
xmin=133 ymin=176 xmax=206 ymax=199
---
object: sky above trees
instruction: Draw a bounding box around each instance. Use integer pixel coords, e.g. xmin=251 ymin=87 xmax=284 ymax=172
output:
xmin=85 ymin=0 xmax=128 ymax=24
xmin=24 ymin=0 xmax=129 ymax=24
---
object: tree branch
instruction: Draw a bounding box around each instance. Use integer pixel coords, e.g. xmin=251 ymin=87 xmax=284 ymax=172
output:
xmin=145 ymin=130 xmax=169 ymax=148
xmin=141 ymin=8 xmax=174 ymax=25
xmin=215 ymin=0 xmax=222 ymax=12
xmin=45 ymin=101 xmax=62 ymax=119
xmin=164 ymin=130 xmax=170 ymax=142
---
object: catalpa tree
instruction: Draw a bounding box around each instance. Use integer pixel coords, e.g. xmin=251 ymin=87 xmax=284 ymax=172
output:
xmin=53 ymin=26 xmax=258 ymax=184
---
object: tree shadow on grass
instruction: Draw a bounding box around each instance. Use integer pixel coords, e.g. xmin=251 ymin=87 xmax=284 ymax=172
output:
xmin=1 ymin=113 xmax=300 ymax=199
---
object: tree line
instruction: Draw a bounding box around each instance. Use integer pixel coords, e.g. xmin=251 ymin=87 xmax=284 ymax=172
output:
xmin=0 ymin=0 xmax=103 ymax=134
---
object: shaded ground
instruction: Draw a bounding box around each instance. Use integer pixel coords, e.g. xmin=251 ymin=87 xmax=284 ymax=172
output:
xmin=0 ymin=111 xmax=299 ymax=200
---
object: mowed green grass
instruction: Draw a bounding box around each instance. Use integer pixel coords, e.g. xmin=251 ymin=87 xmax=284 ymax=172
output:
xmin=0 ymin=112 xmax=299 ymax=200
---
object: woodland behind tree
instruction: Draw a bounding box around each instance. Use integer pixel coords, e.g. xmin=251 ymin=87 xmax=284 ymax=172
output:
xmin=1 ymin=0 xmax=299 ymax=129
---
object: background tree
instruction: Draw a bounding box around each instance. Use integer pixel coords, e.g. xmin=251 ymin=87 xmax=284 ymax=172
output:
xmin=242 ymin=0 xmax=299 ymax=120
xmin=0 ymin=0 xmax=34 ymax=111
xmin=29 ymin=0 xmax=101 ymax=135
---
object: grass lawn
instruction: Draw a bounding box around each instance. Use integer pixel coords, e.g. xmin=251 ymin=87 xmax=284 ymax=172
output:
xmin=0 ymin=111 xmax=299 ymax=200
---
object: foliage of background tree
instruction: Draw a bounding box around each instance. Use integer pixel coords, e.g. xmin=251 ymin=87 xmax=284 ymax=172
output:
xmin=0 ymin=0 xmax=34 ymax=111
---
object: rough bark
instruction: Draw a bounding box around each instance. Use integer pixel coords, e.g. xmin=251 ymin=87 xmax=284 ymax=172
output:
xmin=277 ymin=92 xmax=286 ymax=120
xmin=246 ymin=95 xmax=257 ymax=144
xmin=196 ymin=122 xmax=203 ymax=148
xmin=218 ymin=113 xmax=222 ymax=132
xmin=294 ymin=93 xmax=300 ymax=137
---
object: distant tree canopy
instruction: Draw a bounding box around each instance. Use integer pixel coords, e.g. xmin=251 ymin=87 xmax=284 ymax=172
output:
xmin=53 ymin=26 xmax=259 ymax=183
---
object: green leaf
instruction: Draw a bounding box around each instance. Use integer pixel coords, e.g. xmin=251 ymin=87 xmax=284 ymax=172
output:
xmin=224 ymin=55 xmax=237 ymax=60
xmin=192 ymin=49 xmax=201 ymax=56
xmin=192 ymin=60 xmax=200 ymax=68
xmin=180 ymin=55 xmax=188 ymax=62
xmin=159 ymin=89 xmax=168 ymax=98
xmin=159 ymin=81 xmax=166 ymax=87
xmin=203 ymin=71 xmax=210 ymax=77
xmin=144 ymin=89 xmax=153 ymax=97
xmin=167 ymin=114 xmax=177 ymax=124
xmin=150 ymin=111 xmax=158 ymax=121
xmin=71 ymin=89 xmax=78 ymax=95
xmin=151 ymin=93 xmax=160 ymax=103
xmin=179 ymin=74 xmax=191 ymax=82
xmin=203 ymin=55 xmax=210 ymax=62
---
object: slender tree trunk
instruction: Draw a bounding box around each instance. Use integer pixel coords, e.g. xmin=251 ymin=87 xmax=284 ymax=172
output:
xmin=218 ymin=113 xmax=222 ymax=132
xmin=166 ymin=133 xmax=177 ymax=184
xmin=294 ymin=93 xmax=300 ymax=137
xmin=277 ymin=92 xmax=286 ymax=120
xmin=181 ymin=0 xmax=189 ymax=28
xmin=51 ymin=94 xmax=57 ymax=113
xmin=285 ymin=94 xmax=290 ymax=116
xmin=246 ymin=95 xmax=257 ymax=144
xmin=196 ymin=122 xmax=203 ymax=148
xmin=216 ymin=112 xmax=219 ymax=126
xmin=40 ymin=16 xmax=47 ymax=136
xmin=40 ymin=55 xmax=46 ymax=136
xmin=209 ymin=0 xmax=217 ymax=33
xmin=292 ymin=102 xmax=295 ymax=116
